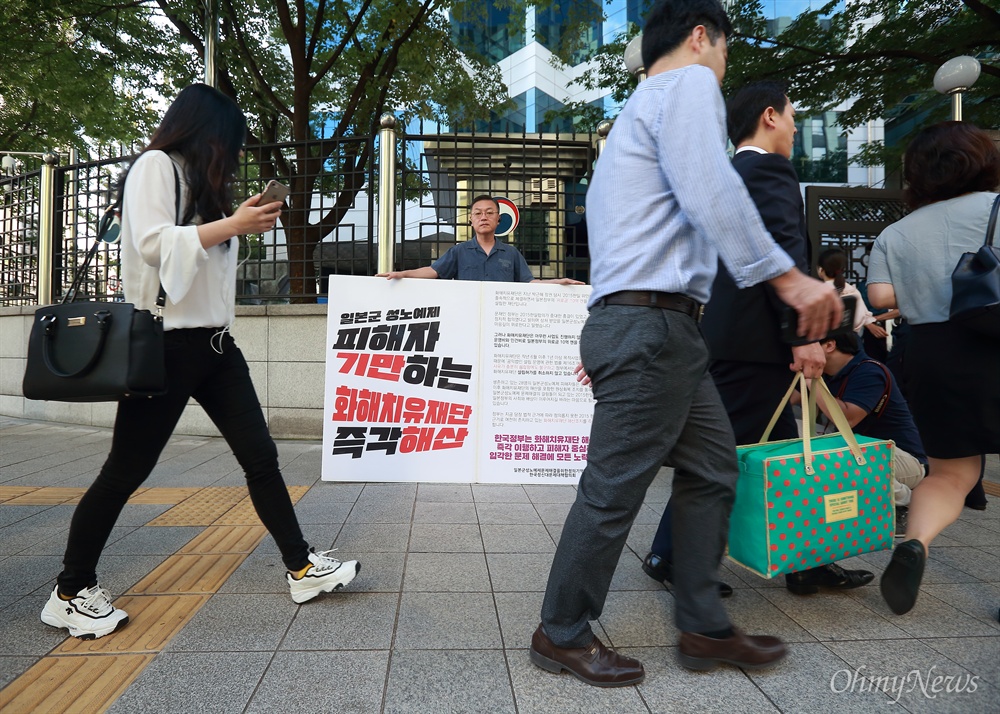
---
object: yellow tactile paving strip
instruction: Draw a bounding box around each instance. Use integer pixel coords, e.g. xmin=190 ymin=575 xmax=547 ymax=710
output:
xmin=6 ymin=488 xmax=88 ymax=505
xmin=0 ymin=483 xmax=312 ymax=713
xmin=984 ymin=481 xmax=1000 ymax=497
xmin=53 ymin=595 xmax=211 ymax=655
xmin=0 ymin=486 xmax=39 ymax=503
xmin=128 ymin=553 xmax=248 ymax=595
xmin=0 ymin=654 xmax=155 ymax=714
xmin=146 ymin=486 xmax=248 ymax=526
xmin=178 ymin=525 xmax=268 ymax=554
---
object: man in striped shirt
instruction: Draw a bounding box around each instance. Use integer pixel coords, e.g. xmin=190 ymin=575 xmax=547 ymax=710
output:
xmin=530 ymin=0 xmax=842 ymax=686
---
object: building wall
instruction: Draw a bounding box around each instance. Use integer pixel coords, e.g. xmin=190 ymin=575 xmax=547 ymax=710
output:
xmin=0 ymin=305 xmax=329 ymax=439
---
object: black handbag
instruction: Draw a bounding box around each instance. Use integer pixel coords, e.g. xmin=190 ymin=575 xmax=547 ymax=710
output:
xmin=22 ymin=165 xmax=180 ymax=401
xmin=950 ymin=194 xmax=1000 ymax=338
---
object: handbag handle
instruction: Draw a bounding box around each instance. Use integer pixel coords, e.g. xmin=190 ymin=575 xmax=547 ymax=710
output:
xmin=983 ymin=195 xmax=999 ymax=248
xmin=759 ymin=372 xmax=867 ymax=475
xmin=38 ymin=309 xmax=113 ymax=378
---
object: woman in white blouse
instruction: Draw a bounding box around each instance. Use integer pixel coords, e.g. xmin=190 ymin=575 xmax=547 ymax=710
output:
xmin=41 ymin=85 xmax=360 ymax=640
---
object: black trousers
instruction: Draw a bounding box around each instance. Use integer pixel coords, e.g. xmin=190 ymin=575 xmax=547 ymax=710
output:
xmin=58 ymin=328 xmax=310 ymax=593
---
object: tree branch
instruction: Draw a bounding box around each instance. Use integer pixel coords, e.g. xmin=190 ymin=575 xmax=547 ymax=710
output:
xmin=310 ymin=0 xmax=374 ymax=88
xmin=221 ymin=0 xmax=292 ymax=120
xmin=963 ymin=0 xmax=1000 ymax=31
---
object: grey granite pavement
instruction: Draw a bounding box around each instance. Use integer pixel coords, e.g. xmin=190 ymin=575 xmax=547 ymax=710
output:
xmin=1 ymin=416 xmax=998 ymax=712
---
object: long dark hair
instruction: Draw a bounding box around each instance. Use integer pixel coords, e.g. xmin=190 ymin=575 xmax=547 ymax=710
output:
xmin=817 ymin=248 xmax=847 ymax=292
xmin=122 ymin=84 xmax=246 ymax=224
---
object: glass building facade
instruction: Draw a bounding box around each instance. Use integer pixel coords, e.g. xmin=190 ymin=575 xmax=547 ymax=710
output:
xmin=455 ymin=0 xmax=857 ymax=183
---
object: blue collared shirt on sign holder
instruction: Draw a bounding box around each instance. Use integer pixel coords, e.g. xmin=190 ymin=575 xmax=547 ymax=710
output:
xmin=432 ymin=239 xmax=534 ymax=283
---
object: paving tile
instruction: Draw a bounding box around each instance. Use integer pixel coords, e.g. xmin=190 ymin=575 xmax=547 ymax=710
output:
xmin=254 ymin=523 xmax=338 ymax=554
xmin=292 ymin=501 xmax=353 ymax=524
xmin=494 ymin=591 xmax=545 ymax=650
xmin=384 ymin=649 xmax=515 ymax=714
xmin=938 ymin=520 xmax=1000 ymax=548
xmin=597 ymin=590 xmax=677 ymax=647
xmin=747 ymin=642 xmax=897 ymax=712
xmin=0 ymin=555 xmax=65 ymax=598
xmin=403 ymin=552 xmax=491 ymax=592
xmin=344 ymin=498 xmax=415 ymax=524
xmin=114 ymin=504 xmax=175 ymax=526
xmin=633 ymin=503 xmax=664 ymax=525
xmin=164 ymin=593 xmax=295 ymax=652
xmin=246 ymin=650 xmax=389 ymax=714
xmin=506 ymin=646 xmax=650 ymax=714
xmin=85 ymin=554 xmax=173 ymax=599
xmin=475 ymin=503 xmax=543 ymax=525
xmin=826 ymin=638 xmax=995 ymax=713
xmin=106 ymin=651 xmax=272 ymax=714
xmin=844 ymin=586 xmax=1000 ymax=638
xmin=927 ymin=546 xmax=1000 ymax=583
xmin=471 ymin=484 xmax=529 ymax=503
xmin=487 ymin=553 xmax=553 ymax=592
xmin=724 ymin=588 xmax=819 ymax=643
xmin=413 ymin=501 xmax=479 ymax=524
xmin=345 ymin=552 xmax=405 ymax=593
xmin=103 ymin=526 xmax=202 ymax=556
xmin=416 ymin=483 xmax=473 ymax=502
xmin=0 ymin=595 xmax=73 ymax=656
xmin=922 ymin=636 xmax=1000 ymax=688
xmin=608 ymin=550 xmax=664 ymax=592
xmin=281 ymin=592 xmax=398 ymax=650
xmin=333 ymin=523 xmax=410 ymax=552
xmin=360 ymin=482 xmax=418 ymax=501
xmin=408 ymin=523 xmax=484 ymax=553
xmin=481 ymin=525 xmax=555 ymax=553
xmin=296 ymin=482 xmax=363 ymax=504
xmin=394 ymin=592 xmax=501 ymax=649
xmin=216 ymin=552 xmax=294 ymax=594
xmin=759 ymin=587 xmax=909 ymax=641
xmin=920 ymin=582 xmax=1000 ymax=632
xmin=624 ymin=646 xmax=781 ymax=713
xmin=523 ymin=485 xmax=577 ymax=504
xmin=532 ymin=503 xmax=571 ymax=526
xmin=1 ymin=653 xmax=154 ymax=713
xmin=0 ymin=655 xmax=36 ymax=690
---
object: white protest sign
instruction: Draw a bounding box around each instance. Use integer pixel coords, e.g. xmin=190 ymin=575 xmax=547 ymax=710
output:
xmin=321 ymin=275 xmax=593 ymax=484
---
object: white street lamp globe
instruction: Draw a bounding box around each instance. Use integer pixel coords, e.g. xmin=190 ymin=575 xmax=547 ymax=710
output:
xmin=933 ymin=56 xmax=981 ymax=94
xmin=624 ymin=34 xmax=644 ymax=76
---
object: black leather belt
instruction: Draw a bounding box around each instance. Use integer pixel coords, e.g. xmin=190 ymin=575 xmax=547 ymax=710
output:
xmin=602 ymin=290 xmax=705 ymax=322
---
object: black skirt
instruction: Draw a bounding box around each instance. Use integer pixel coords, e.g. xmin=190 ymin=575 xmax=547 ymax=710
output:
xmin=902 ymin=322 xmax=1000 ymax=458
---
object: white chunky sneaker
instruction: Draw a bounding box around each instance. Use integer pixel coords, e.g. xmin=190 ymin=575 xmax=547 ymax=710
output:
xmin=287 ymin=549 xmax=360 ymax=604
xmin=40 ymin=584 xmax=130 ymax=639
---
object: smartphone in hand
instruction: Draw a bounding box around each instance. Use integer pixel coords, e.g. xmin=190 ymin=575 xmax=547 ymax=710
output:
xmin=780 ymin=295 xmax=857 ymax=345
xmin=259 ymin=180 xmax=289 ymax=206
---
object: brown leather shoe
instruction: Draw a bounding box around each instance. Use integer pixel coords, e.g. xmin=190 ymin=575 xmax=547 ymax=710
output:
xmin=678 ymin=628 xmax=787 ymax=671
xmin=529 ymin=624 xmax=644 ymax=687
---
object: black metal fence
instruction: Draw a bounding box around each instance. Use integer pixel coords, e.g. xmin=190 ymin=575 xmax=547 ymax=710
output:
xmin=805 ymin=186 xmax=909 ymax=285
xmin=1 ymin=125 xmax=602 ymax=307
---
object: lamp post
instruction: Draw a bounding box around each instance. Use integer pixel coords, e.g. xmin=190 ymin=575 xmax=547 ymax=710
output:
xmin=624 ymin=33 xmax=645 ymax=83
xmin=933 ymin=56 xmax=981 ymax=122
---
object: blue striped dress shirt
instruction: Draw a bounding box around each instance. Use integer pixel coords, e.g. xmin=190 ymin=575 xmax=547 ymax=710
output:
xmin=586 ymin=65 xmax=794 ymax=308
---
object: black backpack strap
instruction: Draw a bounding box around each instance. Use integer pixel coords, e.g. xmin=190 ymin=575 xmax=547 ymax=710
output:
xmin=836 ymin=358 xmax=893 ymax=418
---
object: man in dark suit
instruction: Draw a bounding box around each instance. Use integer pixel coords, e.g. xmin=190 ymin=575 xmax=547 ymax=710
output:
xmin=642 ymin=81 xmax=874 ymax=596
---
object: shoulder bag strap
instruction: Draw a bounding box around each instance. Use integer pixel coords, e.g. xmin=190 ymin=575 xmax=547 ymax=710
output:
xmin=61 ymin=159 xmax=180 ymax=310
xmin=985 ymin=194 xmax=1000 ymax=248
xmin=835 ymin=359 xmax=893 ymax=418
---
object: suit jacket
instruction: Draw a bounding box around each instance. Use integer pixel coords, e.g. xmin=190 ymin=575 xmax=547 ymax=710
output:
xmin=701 ymin=151 xmax=809 ymax=365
